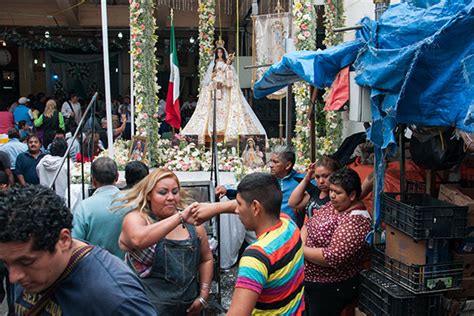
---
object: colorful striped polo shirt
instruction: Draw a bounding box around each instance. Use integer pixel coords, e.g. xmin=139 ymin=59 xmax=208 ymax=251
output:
xmin=235 ymin=216 xmax=305 ymax=315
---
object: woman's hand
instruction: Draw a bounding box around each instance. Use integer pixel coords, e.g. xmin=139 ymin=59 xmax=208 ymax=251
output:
xmin=215 ymin=185 xmax=227 ymax=197
xmin=186 ymin=298 xmax=203 ymax=315
xmin=305 ymin=162 xmax=316 ymax=181
xmin=181 ymin=202 xmax=199 ymax=224
xmin=189 ymin=202 xmax=214 ymax=225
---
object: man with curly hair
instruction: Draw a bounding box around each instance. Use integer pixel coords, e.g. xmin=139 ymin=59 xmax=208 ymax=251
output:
xmin=0 ymin=185 xmax=157 ymax=315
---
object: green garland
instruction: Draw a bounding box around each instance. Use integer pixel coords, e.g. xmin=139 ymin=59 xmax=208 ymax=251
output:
xmin=292 ymin=0 xmax=316 ymax=164
xmin=198 ymin=0 xmax=216 ymax=86
xmin=130 ymin=0 xmax=160 ymax=166
xmin=318 ymin=0 xmax=345 ymax=156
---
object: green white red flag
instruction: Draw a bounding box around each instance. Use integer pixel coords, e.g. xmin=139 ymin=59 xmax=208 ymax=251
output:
xmin=165 ymin=15 xmax=181 ymax=129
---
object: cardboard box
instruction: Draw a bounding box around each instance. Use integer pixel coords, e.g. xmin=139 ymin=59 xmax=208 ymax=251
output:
xmin=386 ymin=224 xmax=427 ymax=265
xmin=448 ymin=253 xmax=474 ymax=299
xmin=443 ymin=297 xmax=474 ymax=315
xmin=385 ymin=225 xmax=450 ymax=265
xmin=439 ymin=184 xmax=474 ymax=227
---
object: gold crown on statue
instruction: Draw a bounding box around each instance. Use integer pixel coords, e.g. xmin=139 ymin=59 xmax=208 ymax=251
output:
xmin=215 ymin=36 xmax=225 ymax=48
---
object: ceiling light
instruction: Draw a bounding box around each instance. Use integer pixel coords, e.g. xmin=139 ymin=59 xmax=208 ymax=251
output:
xmin=189 ymin=37 xmax=195 ymax=44
xmin=118 ymin=32 xmax=123 ymax=39
xmin=34 ymin=59 xmax=38 ymax=64
xmin=42 ymin=63 xmax=46 ymax=68
xmin=44 ymin=31 xmax=50 ymax=39
xmin=1 ymin=41 xmax=6 ymax=47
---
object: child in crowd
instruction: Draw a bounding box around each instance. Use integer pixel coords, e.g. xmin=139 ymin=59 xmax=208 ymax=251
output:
xmin=17 ymin=120 xmax=29 ymax=141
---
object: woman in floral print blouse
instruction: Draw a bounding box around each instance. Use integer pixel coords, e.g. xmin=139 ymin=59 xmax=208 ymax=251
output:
xmin=301 ymin=168 xmax=371 ymax=316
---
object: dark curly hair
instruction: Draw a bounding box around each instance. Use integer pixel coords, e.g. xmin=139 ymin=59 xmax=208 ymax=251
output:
xmin=0 ymin=185 xmax=73 ymax=253
xmin=328 ymin=168 xmax=362 ymax=199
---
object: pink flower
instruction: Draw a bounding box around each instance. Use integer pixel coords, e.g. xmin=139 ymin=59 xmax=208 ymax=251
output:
xmin=143 ymin=113 xmax=148 ymax=119
xmin=303 ymin=31 xmax=311 ymax=38
xmin=153 ymin=113 xmax=158 ymax=118
xmin=301 ymin=23 xmax=308 ymax=30
xmin=135 ymin=2 xmax=139 ymax=9
xmin=141 ymin=24 xmax=145 ymax=30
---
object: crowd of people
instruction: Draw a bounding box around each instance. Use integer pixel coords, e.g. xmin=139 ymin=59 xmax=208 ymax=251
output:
xmin=0 ymin=90 xmax=198 ymax=192
xmin=0 ymin=141 xmax=372 ymax=315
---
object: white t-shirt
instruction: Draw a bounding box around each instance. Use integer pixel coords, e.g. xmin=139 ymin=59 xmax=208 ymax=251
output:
xmin=61 ymin=101 xmax=82 ymax=125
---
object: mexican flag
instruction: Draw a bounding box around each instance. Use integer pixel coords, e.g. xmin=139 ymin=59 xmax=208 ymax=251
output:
xmin=165 ymin=16 xmax=181 ymax=129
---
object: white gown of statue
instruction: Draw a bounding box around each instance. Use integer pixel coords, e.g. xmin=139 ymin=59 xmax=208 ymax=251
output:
xmin=182 ymin=49 xmax=267 ymax=143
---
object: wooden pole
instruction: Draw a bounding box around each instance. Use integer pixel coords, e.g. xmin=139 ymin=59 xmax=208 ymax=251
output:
xmin=309 ymin=86 xmax=318 ymax=162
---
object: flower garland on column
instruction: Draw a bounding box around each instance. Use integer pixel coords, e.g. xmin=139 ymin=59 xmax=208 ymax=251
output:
xmin=317 ymin=0 xmax=345 ymax=156
xmin=197 ymin=0 xmax=216 ymax=85
xmin=130 ymin=0 xmax=161 ymax=166
xmin=292 ymin=0 xmax=316 ymax=164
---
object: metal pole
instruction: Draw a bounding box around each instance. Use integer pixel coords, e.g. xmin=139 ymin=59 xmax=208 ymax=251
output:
xmin=279 ymin=98 xmax=284 ymax=143
xmin=130 ymin=31 xmax=135 ymax=137
xmin=67 ymin=153 xmax=71 ymax=209
xmin=210 ymin=88 xmax=221 ymax=305
xmin=101 ymin=0 xmax=114 ymax=158
xmin=286 ymin=86 xmax=292 ymax=145
xmin=309 ymin=87 xmax=318 ymax=162
xmin=400 ymin=125 xmax=406 ymax=193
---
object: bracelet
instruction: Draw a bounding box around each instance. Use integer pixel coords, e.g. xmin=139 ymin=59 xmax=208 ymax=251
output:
xmin=177 ymin=210 xmax=185 ymax=228
xmin=200 ymin=282 xmax=210 ymax=290
xmin=198 ymin=296 xmax=209 ymax=309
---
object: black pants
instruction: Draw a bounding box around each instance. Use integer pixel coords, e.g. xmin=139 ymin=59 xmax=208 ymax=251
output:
xmin=304 ymin=275 xmax=359 ymax=316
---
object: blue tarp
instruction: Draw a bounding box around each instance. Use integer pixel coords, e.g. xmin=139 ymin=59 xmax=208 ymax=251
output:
xmin=253 ymin=0 xmax=474 ymax=239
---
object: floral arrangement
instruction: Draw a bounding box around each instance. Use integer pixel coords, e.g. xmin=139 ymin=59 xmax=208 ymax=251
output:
xmin=197 ymin=0 xmax=216 ymax=86
xmin=130 ymin=0 xmax=161 ymax=166
xmin=317 ymin=0 xmax=346 ymax=156
xmin=323 ymin=0 xmax=345 ymax=48
xmin=99 ymin=139 xmax=131 ymax=170
xmin=292 ymin=0 xmax=316 ymax=164
xmin=292 ymin=0 xmax=317 ymax=50
xmin=67 ymin=63 xmax=90 ymax=80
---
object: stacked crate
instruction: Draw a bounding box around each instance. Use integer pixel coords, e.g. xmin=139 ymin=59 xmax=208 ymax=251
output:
xmin=359 ymin=192 xmax=468 ymax=316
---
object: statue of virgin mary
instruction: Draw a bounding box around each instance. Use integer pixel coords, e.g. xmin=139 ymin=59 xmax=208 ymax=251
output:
xmin=182 ymin=44 xmax=266 ymax=143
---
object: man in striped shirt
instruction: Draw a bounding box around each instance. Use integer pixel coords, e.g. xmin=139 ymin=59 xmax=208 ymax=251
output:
xmin=189 ymin=173 xmax=305 ymax=315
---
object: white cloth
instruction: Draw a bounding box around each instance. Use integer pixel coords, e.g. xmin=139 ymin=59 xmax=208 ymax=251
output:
xmin=36 ymin=154 xmax=69 ymax=198
xmin=182 ymin=48 xmax=267 ymax=143
xmin=61 ymin=101 xmax=82 ymax=125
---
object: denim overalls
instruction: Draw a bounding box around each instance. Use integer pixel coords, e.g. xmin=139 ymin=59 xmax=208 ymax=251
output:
xmin=143 ymin=223 xmax=201 ymax=315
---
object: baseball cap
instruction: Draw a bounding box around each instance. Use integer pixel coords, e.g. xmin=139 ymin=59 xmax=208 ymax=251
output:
xmin=18 ymin=97 xmax=30 ymax=104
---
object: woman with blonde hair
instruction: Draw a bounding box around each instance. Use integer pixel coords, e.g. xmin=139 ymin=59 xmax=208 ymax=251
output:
xmin=34 ymin=99 xmax=65 ymax=148
xmin=117 ymin=169 xmax=213 ymax=315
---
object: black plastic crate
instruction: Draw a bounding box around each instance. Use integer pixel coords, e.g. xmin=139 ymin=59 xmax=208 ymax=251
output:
xmin=372 ymin=244 xmax=463 ymax=294
xmin=359 ymin=270 xmax=444 ymax=316
xmin=382 ymin=192 xmax=467 ymax=239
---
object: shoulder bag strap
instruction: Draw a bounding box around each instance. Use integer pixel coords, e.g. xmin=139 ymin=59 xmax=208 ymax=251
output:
xmin=66 ymin=101 xmax=75 ymax=116
xmin=25 ymin=245 xmax=94 ymax=316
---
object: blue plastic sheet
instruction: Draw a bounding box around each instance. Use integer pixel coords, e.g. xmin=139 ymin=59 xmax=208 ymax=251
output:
xmin=253 ymin=0 xmax=474 ymax=239
xmin=253 ymin=40 xmax=364 ymax=99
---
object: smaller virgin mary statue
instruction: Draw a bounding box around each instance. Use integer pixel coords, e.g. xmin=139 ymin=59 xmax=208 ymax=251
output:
xmin=182 ymin=40 xmax=266 ymax=144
